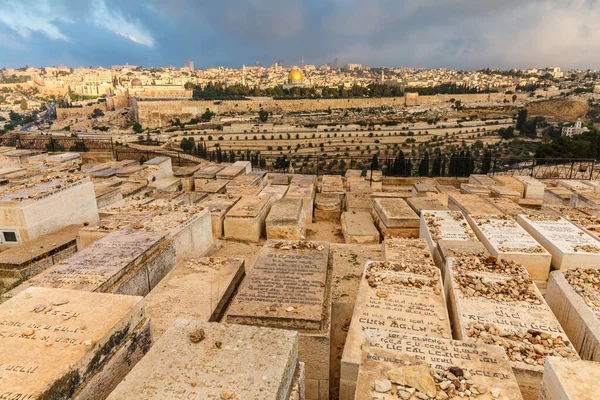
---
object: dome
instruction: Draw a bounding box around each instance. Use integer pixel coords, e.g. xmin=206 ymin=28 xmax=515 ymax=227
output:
xmin=130 ymin=78 xmax=143 ymax=87
xmin=288 ymin=69 xmax=303 ymax=82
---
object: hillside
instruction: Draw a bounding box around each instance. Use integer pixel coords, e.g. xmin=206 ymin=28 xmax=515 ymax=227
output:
xmin=526 ymin=99 xmax=589 ymax=123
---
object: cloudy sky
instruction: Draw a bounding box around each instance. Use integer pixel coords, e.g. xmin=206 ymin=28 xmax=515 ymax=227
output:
xmin=0 ymin=0 xmax=599 ymax=70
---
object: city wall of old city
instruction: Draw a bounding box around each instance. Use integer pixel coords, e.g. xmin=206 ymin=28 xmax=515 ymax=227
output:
xmin=131 ymin=92 xmax=528 ymax=128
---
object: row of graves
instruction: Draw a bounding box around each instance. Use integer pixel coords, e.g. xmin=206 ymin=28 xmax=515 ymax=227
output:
xmin=2 ymin=146 xmax=600 ymax=400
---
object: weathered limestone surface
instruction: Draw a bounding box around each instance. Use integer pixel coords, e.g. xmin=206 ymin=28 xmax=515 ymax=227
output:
xmin=227 ymin=240 xmax=331 ymax=400
xmin=372 ymin=198 xmax=420 ymax=238
xmin=546 ymin=269 xmax=600 ymax=361
xmin=517 ymin=214 xmax=600 ymax=270
xmin=341 ymin=211 xmax=380 ymax=244
xmin=216 ymin=163 xmax=247 ymax=180
xmin=259 ymin=184 xmax=290 ymax=200
xmin=445 ymin=254 xmax=579 ymax=399
xmin=466 ymin=214 xmax=551 ymax=285
xmin=329 ymin=244 xmax=384 ymax=400
xmin=314 ymin=193 xmax=342 ymax=222
xmin=341 ymin=256 xmax=450 ymax=399
xmin=0 ymin=287 xmax=149 ymax=400
xmin=411 ymin=182 xmax=438 ymax=197
xmin=107 ymin=319 xmax=299 ymax=400
xmin=194 ymin=164 xmax=226 ymax=179
xmin=460 ymin=183 xmax=491 ymax=196
xmin=544 ymin=187 xmax=572 ymax=205
xmin=199 ymin=194 xmax=241 ymax=238
xmin=223 ymin=195 xmax=272 ymax=242
xmin=435 ymin=239 xmax=490 ymax=277
xmin=539 ymin=357 xmax=600 ymax=400
xmin=77 ymin=210 xmax=156 ymax=249
xmin=405 ymin=196 xmax=448 ymax=215
xmin=419 ymin=211 xmax=477 ymax=267
xmin=3 ymin=229 xmax=174 ymax=301
xmin=493 ymin=175 xmax=525 ymax=197
xmin=557 ymin=179 xmax=594 ymax=192
xmin=488 ymin=197 xmax=528 ymax=217
xmin=383 ymin=238 xmax=434 ymax=266
xmin=319 ymin=175 xmax=344 ymax=195
xmin=514 ymin=176 xmax=545 ymax=200
xmin=266 ymin=198 xmax=307 ymax=240
xmin=448 ymin=193 xmax=502 ymax=215
xmin=344 ymin=192 xmax=372 ymax=214
xmin=469 ymin=174 xmax=497 ymax=186
xmin=286 ymin=182 xmax=316 ymax=221
xmin=354 ymin=336 xmax=523 ymax=400
xmin=145 ymin=257 xmax=244 ymax=340
xmin=490 ymin=185 xmax=521 ymax=200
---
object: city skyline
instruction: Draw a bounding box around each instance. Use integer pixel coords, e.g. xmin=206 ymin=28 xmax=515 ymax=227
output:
xmin=1 ymin=0 xmax=600 ymax=70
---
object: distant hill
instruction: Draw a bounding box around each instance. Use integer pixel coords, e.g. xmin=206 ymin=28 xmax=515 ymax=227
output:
xmin=526 ymin=99 xmax=589 ymax=123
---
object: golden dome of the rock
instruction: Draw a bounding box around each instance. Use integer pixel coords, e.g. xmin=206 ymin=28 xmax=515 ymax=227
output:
xmin=288 ymin=69 xmax=303 ymax=82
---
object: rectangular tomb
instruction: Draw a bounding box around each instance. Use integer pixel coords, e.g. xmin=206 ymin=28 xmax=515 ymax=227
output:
xmin=194 ymin=164 xmax=226 ymax=179
xmin=314 ymin=193 xmax=342 ymax=222
xmin=383 ymin=237 xmax=435 ymax=266
xmin=420 ymin=210 xmax=477 ymax=268
xmin=145 ymin=257 xmax=245 ymax=339
xmin=216 ymin=163 xmax=247 ymax=180
xmin=469 ymin=174 xmax=498 ymax=186
xmin=259 ymin=184 xmax=290 ymax=200
xmin=539 ymin=357 xmax=600 ymax=400
xmin=107 ymin=319 xmax=300 ymax=400
xmin=546 ymin=269 xmax=600 ymax=361
xmin=448 ymin=193 xmax=502 ymax=215
xmin=493 ymin=175 xmax=525 ymax=197
xmin=0 ymin=287 xmax=151 ymax=400
xmin=266 ymin=198 xmax=307 ymax=240
xmin=372 ymin=198 xmax=420 ymax=238
xmin=517 ymin=214 xmax=600 ymax=270
xmin=227 ymin=240 xmax=331 ymax=400
xmin=344 ymin=192 xmax=372 ymax=213
xmin=195 ymin=179 xmax=228 ymax=194
xmin=467 ymin=214 xmax=551 ymax=286
xmin=199 ymin=194 xmax=241 ymax=238
xmin=2 ymin=229 xmax=173 ymax=301
xmin=76 ymin=210 xmax=156 ymax=249
xmin=223 ymin=195 xmax=272 ymax=242
xmin=340 ymin=258 xmax=450 ymax=399
xmin=286 ymin=182 xmax=316 ymax=222
xmin=515 ymin=176 xmax=545 ymax=200
xmin=445 ymin=253 xmax=579 ymax=399
xmin=405 ymin=196 xmax=448 ymax=215
xmin=354 ymin=335 xmax=523 ymax=400
xmin=341 ymin=211 xmax=380 ymax=244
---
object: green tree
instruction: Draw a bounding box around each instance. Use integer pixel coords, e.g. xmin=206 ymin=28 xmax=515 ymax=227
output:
xmin=19 ymin=99 xmax=27 ymax=110
xmin=200 ymin=108 xmax=215 ymax=122
xmin=418 ymin=151 xmax=430 ymax=176
xmin=258 ymin=108 xmax=269 ymax=122
xmin=516 ymin=109 xmax=528 ymax=130
xmin=180 ymin=137 xmax=195 ymax=152
xmin=133 ymin=122 xmax=143 ymax=133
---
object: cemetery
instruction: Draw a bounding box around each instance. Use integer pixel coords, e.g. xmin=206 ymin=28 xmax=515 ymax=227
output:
xmin=0 ymin=146 xmax=600 ymax=399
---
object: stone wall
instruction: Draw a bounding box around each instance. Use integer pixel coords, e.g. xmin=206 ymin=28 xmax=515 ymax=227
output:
xmin=132 ymin=92 xmax=530 ymax=128
xmin=56 ymin=94 xmax=130 ymax=120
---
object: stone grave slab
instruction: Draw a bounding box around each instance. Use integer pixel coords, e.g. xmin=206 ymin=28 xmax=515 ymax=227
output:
xmin=406 ymin=196 xmax=448 ymax=215
xmin=344 ymin=169 xmax=363 ymax=179
xmin=467 ymin=214 xmax=551 ymax=286
xmin=106 ymin=319 xmax=299 ymax=400
xmin=341 ymin=259 xmax=450 ymax=397
xmin=314 ymin=193 xmax=342 ymax=222
xmin=2 ymin=229 xmax=172 ymax=301
xmin=259 ymin=184 xmax=289 ymax=200
xmin=216 ymin=163 xmax=247 ymax=180
xmin=344 ymin=192 xmax=372 ymax=214
xmin=435 ymin=239 xmax=489 ymax=277
xmin=539 ymin=357 xmax=600 ymax=400
xmin=173 ymin=164 xmax=203 ymax=191
xmin=546 ymin=269 xmax=600 ymax=361
xmin=248 ymin=170 xmax=268 ymax=187
xmin=266 ymin=198 xmax=306 ymax=240
xmin=132 ymin=206 xmax=213 ymax=262
xmin=411 ymin=182 xmax=438 ymax=197
xmin=227 ymin=240 xmax=331 ymax=400
xmin=291 ymin=174 xmax=316 ymax=188
xmin=493 ymin=175 xmax=525 ymax=197
xmin=194 ymin=164 xmax=226 ymax=179
xmin=469 ymin=174 xmax=498 ymax=186
xmin=227 ymin=173 xmax=262 ymax=188
xmin=557 ymin=179 xmax=594 ymax=192
xmin=445 ymin=254 xmax=579 ymax=399
xmin=448 ymin=193 xmax=502 ymax=215
xmin=488 ymin=197 xmax=528 ymax=217
xmin=419 ymin=211 xmax=477 ymax=268
xmin=320 ymin=175 xmax=344 ymax=195
xmin=515 ymin=176 xmax=545 ymax=200
xmin=348 ymin=179 xmax=372 ymax=193
xmin=382 ymin=238 xmax=434 ymax=266
xmin=76 ymin=210 xmax=156 ymax=249
xmin=544 ymin=187 xmax=572 ymax=205
xmin=286 ymin=183 xmax=316 ymax=221
xmin=199 ymin=194 xmax=241 ymax=238
xmin=460 ymin=183 xmax=492 ymax=196
xmin=226 ymin=185 xmax=262 ymax=197
xmin=341 ymin=211 xmax=380 ymax=244
xmin=145 ymin=257 xmax=245 ymax=339
xmin=272 ymin=173 xmax=292 ymax=185
xmin=518 ymin=198 xmax=543 ymax=210
xmin=329 ymin=243 xmax=384 ymax=399
xmin=195 ymin=179 xmax=228 ymax=194
xmin=517 ymin=214 xmax=600 ymax=270
xmin=372 ymin=198 xmax=420 ymax=238
xmin=0 ymin=287 xmax=150 ymax=400
xmin=490 ymin=185 xmax=521 ymax=200
xmin=233 ymin=160 xmax=252 ymax=174
xmin=367 ymin=170 xmax=383 ymax=191
xmin=116 ymin=165 xmax=145 ymax=178
xmin=570 ymin=191 xmax=600 ymax=209
xmin=353 ymin=336 xmax=523 ymax=400
xmin=223 ymin=195 xmax=272 ymax=242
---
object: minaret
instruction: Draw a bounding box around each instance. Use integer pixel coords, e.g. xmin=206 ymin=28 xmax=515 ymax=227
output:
xmin=381 ymin=70 xmax=384 ymax=84
xmin=242 ymin=64 xmax=246 ymax=86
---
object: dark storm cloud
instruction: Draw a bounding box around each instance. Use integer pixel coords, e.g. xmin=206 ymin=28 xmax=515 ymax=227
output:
xmin=1 ymin=0 xmax=599 ymax=69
